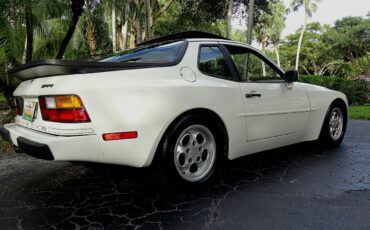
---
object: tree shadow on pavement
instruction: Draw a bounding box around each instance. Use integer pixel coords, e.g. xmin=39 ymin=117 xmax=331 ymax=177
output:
xmin=10 ymin=141 xmax=335 ymax=229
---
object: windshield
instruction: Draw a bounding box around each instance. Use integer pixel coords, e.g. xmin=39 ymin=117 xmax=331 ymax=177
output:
xmin=97 ymin=40 xmax=186 ymax=63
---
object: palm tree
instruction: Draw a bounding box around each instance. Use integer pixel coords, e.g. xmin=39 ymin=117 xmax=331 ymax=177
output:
xmin=104 ymin=0 xmax=127 ymax=51
xmin=243 ymin=0 xmax=255 ymax=80
xmin=121 ymin=0 xmax=130 ymax=51
xmin=226 ymin=0 xmax=233 ymax=39
xmin=291 ymin=0 xmax=321 ymax=70
xmin=144 ymin=0 xmax=174 ymax=41
xmin=254 ymin=13 xmax=269 ymax=76
xmin=25 ymin=0 xmax=33 ymax=63
xmin=144 ymin=0 xmax=151 ymax=41
xmin=112 ymin=0 xmax=117 ymax=52
xmin=151 ymin=0 xmax=175 ymax=26
xmin=84 ymin=0 xmax=98 ymax=56
xmin=246 ymin=0 xmax=255 ymax=45
xmin=56 ymin=0 xmax=85 ymax=59
xmin=134 ymin=0 xmax=142 ymax=44
xmin=0 ymin=17 xmax=24 ymax=84
xmin=266 ymin=1 xmax=288 ymax=67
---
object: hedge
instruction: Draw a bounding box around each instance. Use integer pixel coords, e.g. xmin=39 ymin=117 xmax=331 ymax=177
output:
xmin=299 ymin=75 xmax=369 ymax=106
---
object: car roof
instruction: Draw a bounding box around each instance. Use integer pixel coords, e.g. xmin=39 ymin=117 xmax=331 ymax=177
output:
xmin=185 ymin=38 xmax=247 ymax=45
xmin=137 ymin=30 xmax=253 ymax=49
xmin=138 ymin=31 xmax=229 ymax=46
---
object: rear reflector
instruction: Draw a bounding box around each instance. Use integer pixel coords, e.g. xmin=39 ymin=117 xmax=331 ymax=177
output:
xmin=38 ymin=95 xmax=90 ymax=123
xmin=102 ymin=132 xmax=138 ymax=141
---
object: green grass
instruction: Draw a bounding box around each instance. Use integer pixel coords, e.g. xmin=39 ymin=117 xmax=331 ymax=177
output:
xmin=0 ymin=95 xmax=5 ymax=102
xmin=349 ymin=106 xmax=370 ymax=120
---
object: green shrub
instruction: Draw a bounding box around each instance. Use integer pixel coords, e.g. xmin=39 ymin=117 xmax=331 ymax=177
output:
xmin=249 ymin=75 xmax=368 ymax=105
xmin=299 ymin=75 xmax=369 ymax=105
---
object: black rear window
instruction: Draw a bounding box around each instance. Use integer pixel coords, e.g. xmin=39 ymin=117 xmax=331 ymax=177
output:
xmin=97 ymin=41 xmax=186 ymax=64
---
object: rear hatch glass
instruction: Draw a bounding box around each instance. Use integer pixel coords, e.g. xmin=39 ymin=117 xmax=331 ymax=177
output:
xmin=96 ymin=40 xmax=186 ymax=64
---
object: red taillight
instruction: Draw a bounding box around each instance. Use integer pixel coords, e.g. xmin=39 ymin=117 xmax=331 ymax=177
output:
xmin=15 ymin=102 xmax=21 ymax=115
xmin=102 ymin=132 xmax=138 ymax=141
xmin=14 ymin=97 xmax=23 ymax=115
xmin=38 ymin=95 xmax=90 ymax=123
xmin=38 ymin=97 xmax=46 ymax=108
xmin=58 ymin=110 xmax=89 ymax=122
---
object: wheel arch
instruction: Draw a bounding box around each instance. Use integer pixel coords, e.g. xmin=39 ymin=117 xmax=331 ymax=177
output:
xmin=333 ymin=98 xmax=348 ymax=117
xmin=150 ymin=108 xmax=229 ymax=166
xmin=319 ymin=97 xmax=348 ymax=139
xmin=326 ymin=98 xmax=348 ymax=122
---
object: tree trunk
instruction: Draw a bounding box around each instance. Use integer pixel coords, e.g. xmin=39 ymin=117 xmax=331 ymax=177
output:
xmin=347 ymin=47 xmax=360 ymax=76
xmin=4 ymin=63 xmax=9 ymax=85
xmin=121 ymin=24 xmax=126 ymax=50
xmin=142 ymin=31 xmax=146 ymax=42
xmin=242 ymin=53 xmax=250 ymax=81
xmin=295 ymin=9 xmax=308 ymax=70
xmin=261 ymin=34 xmax=266 ymax=76
xmin=151 ymin=0 xmax=174 ymax=28
xmin=25 ymin=1 xmax=33 ymax=63
xmin=87 ymin=28 xmax=97 ymax=57
xmin=226 ymin=0 xmax=233 ymax=39
xmin=56 ymin=0 xmax=84 ymax=59
xmin=246 ymin=0 xmax=254 ymax=45
xmin=302 ymin=66 xmax=310 ymax=75
xmin=85 ymin=0 xmax=97 ymax=57
xmin=318 ymin=66 xmax=326 ymax=75
xmin=117 ymin=24 xmax=124 ymax=50
xmin=130 ymin=31 xmax=136 ymax=48
xmin=122 ymin=1 xmax=130 ymax=51
xmin=134 ymin=0 xmax=142 ymax=45
xmin=243 ymin=0 xmax=254 ymax=80
xmin=312 ymin=61 xmax=319 ymax=75
xmin=274 ymin=42 xmax=280 ymax=67
xmin=130 ymin=14 xmax=136 ymax=48
xmin=144 ymin=0 xmax=151 ymax=41
xmin=22 ymin=37 xmax=27 ymax=64
xmin=112 ymin=0 xmax=117 ymax=52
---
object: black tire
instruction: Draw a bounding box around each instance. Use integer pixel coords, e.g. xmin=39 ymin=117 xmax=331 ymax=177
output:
xmin=153 ymin=114 xmax=225 ymax=189
xmin=319 ymin=101 xmax=347 ymax=148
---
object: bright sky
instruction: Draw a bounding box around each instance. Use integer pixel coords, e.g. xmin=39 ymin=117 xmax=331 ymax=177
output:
xmin=233 ymin=0 xmax=370 ymax=39
xmin=282 ymin=0 xmax=370 ymax=37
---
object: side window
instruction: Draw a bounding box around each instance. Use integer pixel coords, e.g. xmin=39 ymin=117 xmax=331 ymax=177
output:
xmin=198 ymin=46 xmax=232 ymax=79
xmin=225 ymin=45 xmax=282 ymax=82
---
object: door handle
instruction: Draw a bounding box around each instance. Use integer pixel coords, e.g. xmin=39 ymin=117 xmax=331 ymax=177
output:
xmin=245 ymin=93 xmax=261 ymax=98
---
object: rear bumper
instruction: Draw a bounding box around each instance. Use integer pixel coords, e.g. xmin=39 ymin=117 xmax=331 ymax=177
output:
xmin=17 ymin=136 xmax=54 ymax=160
xmin=1 ymin=126 xmax=53 ymax=160
xmin=0 ymin=127 xmax=11 ymax=143
xmin=1 ymin=123 xmax=104 ymax=162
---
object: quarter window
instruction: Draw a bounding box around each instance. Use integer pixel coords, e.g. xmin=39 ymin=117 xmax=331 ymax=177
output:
xmin=97 ymin=41 xmax=186 ymax=64
xmin=198 ymin=46 xmax=232 ymax=79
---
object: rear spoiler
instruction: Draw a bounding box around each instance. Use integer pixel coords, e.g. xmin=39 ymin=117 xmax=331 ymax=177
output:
xmin=8 ymin=59 xmax=175 ymax=81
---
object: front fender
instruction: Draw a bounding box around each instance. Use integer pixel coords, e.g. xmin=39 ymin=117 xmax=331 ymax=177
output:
xmin=300 ymin=83 xmax=348 ymax=141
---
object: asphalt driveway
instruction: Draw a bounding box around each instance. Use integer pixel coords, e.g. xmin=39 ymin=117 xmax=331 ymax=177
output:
xmin=0 ymin=120 xmax=369 ymax=230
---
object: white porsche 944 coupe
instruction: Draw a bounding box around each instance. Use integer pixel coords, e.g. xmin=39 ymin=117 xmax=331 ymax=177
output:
xmin=1 ymin=32 xmax=347 ymax=186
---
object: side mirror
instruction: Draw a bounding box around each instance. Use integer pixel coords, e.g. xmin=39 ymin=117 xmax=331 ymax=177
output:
xmin=285 ymin=70 xmax=299 ymax=83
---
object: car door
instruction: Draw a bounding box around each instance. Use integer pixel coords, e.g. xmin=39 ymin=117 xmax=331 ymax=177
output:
xmin=221 ymin=44 xmax=310 ymax=142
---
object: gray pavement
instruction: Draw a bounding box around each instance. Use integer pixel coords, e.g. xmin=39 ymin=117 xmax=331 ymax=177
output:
xmin=0 ymin=120 xmax=369 ymax=230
